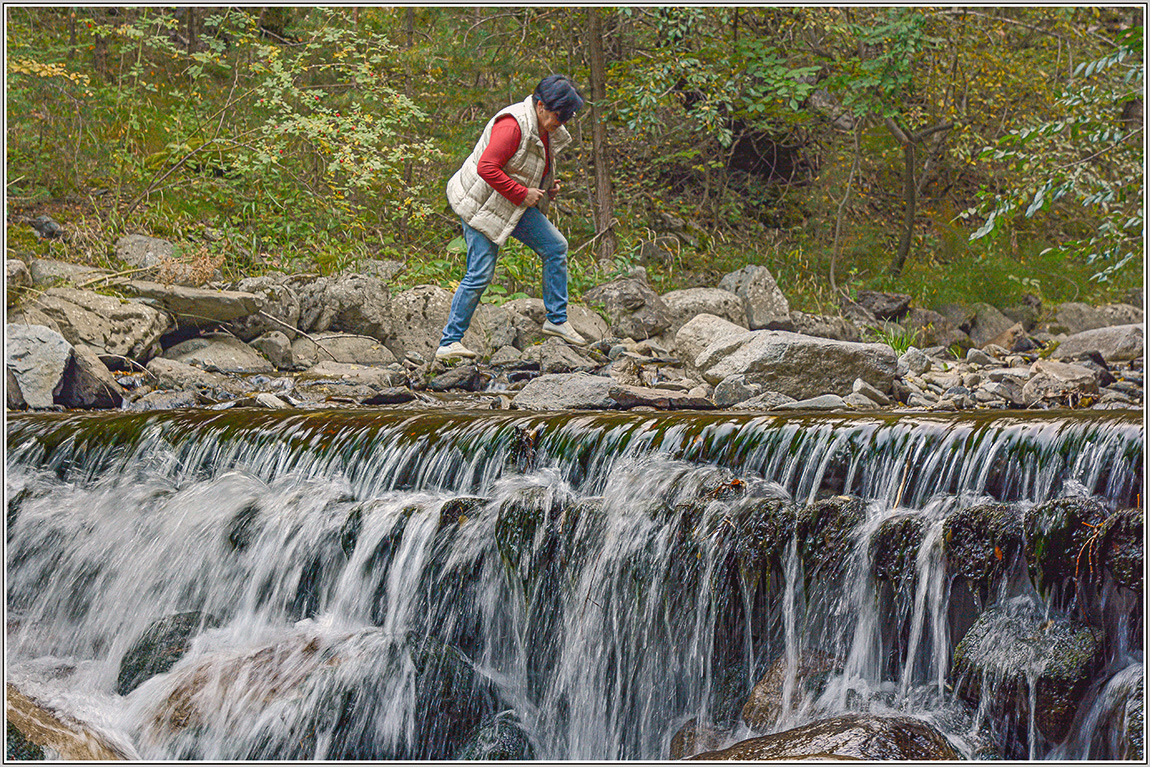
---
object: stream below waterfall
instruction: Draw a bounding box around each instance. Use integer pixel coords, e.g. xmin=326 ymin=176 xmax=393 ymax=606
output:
xmin=5 ymin=408 xmax=1144 ymax=761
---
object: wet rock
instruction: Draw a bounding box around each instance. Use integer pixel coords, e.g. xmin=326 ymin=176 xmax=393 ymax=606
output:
xmin=583 ymin=277 xmax=672 ymax=340
xmin=1097 ymin=507 xmax=1143 ymax=591
xmin=690 ymin=713 xmax=958 ymax=760
xmin=58 ymin=344 xmax=124 ymax=409
xmin=1054 ymin=323 xmax=1144 ymax=363
xmin=439 ymin=497 xmax=486 ymax=529
xmin=163 ymin=335 xmax=274 ymax=374
xmin=7 ymin=684 xmax=133 ymax=759
xmin=669 ymin=718 xmax=728 ymax=760
xmin=6 ymin=367 xmax=27 ymax=410
xmin=146 ymin=357 xmax=231 ymax=391
xmin=126 ymin=389 xmax=202 ymax=410
xmin=943 ymin=503 xmax=1022 ymax=596
xmin=797 ymin=496 xmax=866 ymax=579
xmin=661 ymin=287 xmax=747 ymax=334
xmin=718 ymin=265 xmax=790 ymax=329
xmin=771 ymin=393 xmax=847 ymax=411
xmin=428 ymin=363 xmax=487 ymax=392
xmin=455 ymin=710 xmax=535 ymax=760
xmin=1022 ymin=497 xmax=1109 ymax=597
xmin=117 ymin=611 xmax=222 ymax=695
xmin=870 ymin=513 xmax=926 ymax=590
xmin=609 ymin=383 xmax=715 ymax=410
xmin=951 ymin=598 xmax=1104 ymax=743
xmin=741 ymin=651 xmax=841 ymax=731
xmin=698 ymin=330 xmax=898 ymax=400
xmin=6 ymin=719 xmax=45 ymax=760
xmin=9 ymin=288 xmax=170 ymax=361
xmin=361 ymin=387 xmax=418 ymax=406
xmin=729 ymin=498 xmax=796 ymax=580
xmin=5 ymin=323 xmax=72 ymax=408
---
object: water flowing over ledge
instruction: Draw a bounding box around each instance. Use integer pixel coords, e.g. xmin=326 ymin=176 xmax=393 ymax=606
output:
xmin=5 ymin=408 xmax=1144 ymax=761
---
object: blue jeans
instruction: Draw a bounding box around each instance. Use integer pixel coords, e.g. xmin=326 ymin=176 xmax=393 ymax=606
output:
xmin=439 ymin=206 xmax=569 ymax=347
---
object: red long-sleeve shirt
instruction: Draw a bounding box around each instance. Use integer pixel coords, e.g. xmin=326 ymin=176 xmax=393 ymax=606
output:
xmin=476 ymin=115 xmax=551 ymax=207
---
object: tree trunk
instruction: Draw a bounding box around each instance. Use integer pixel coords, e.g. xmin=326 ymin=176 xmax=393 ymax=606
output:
xmin=885 ymin=118 xmax=953 ymax=277
xmin=588 ymin=8 xmax=617 ymax=266
xmin=399 ymin=7 xmax=415 ymax=243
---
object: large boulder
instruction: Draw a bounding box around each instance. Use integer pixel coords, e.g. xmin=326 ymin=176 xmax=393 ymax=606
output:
xmin=297 ymin=274 xmax=394 ymax=343
xmin=291 ymin=332 xmax=398 ymax=369
xmin=225 ymin=274 xmax=302 ymax=341
xmin=967 ymin=303 xmax=1017 ymax=346
xmin=115 ymin=233 xmax=174 ymax=271
xmin=5 ymin=323 xmax=73 ymax=408
xmin=741 ymin=651 xmax=841 ymax=731
xmin=853 ymin=290 xmax=912 ymax=321
xmin=6 ymin=259 xmax=32 ymax=305
xmin=116 ymin=612 xmax=221 ymax=695
xmin=951 ymin=598 xmax=1104 ymax=743
xmin=7 ymin=367 xmax=27 ymax=410
xmin=691 ymin=714 xmax=958 ymax=760
xmin=1046 ymin=302 xmax=1144 ymax=335
xmin=58 ymin=344 xmax=124 ymax=409
xmin=511 ymin=372 xmax=615 ymax=410
xmin=9 ymin=287 xmax=170 ymax=361
xmin=674 ymin=314 xmax=754 ymax=369
xmin=697 ymin=330 xmax=898 ymax=399
xmin=390 ymin=285 xmax=488 ymax=362
xmin=583 ymin=277 xmax=671 ymax=340
xmin=718 ymin=265 xmax=790 ymax=329
xmin=661 ymin=287 xmax=747 ymax=334
xmin=1021 ymin=359 xmax=1100 ymax=406
xmin=1022 ymin=497 xmax=1109 ymax=597
xmin=163 ymin=335 xmax=274 ymax=374
xmin=1054 ymin=324 xmax=1144 ymax=363
xmin=901 ymin=307 xmax=970 ymax=349
xmin=146 ymin=357 xmax=232 ymax=391
xmin=25 ymin=256 xmax=109 ymax=288
xmin=787 ymin=311 xmax=861 ymax=342
xmin=121 ymin=280 xmax=263 ymax=328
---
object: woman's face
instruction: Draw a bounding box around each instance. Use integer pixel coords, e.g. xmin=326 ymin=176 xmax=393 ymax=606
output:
xmin=534 ymin=100 xmax=563 ymax=135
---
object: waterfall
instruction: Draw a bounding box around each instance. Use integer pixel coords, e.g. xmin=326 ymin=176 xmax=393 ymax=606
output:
xmin=5 ymin=409 xmax=1143 ymax=760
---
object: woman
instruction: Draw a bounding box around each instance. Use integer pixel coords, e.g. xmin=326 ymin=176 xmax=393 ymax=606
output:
xmin=436 ymin=74 xmax=588 ymax=361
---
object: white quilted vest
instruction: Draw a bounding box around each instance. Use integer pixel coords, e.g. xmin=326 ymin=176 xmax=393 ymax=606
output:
xmin=446 ymin=95 xmax=573 ymax=245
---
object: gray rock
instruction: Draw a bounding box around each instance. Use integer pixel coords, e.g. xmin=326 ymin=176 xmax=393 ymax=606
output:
xmin=362 ymin=387 xmax=419 ymax=406
xmin=1046 ymin=302 xmax=1143 ymax=335
xmin=122 ymin=280 xmax=264 ymax=327
xmin=675 ymin=313 xmax=753 ymax=368
xmin=525 ymin=337 xmax=600 ymax=374
xmin=965 ymin=348 xmax=996 ymax=366
xmin=714 ymin=374 xmax=762 ymax=407
xmin=952 ymin=598 xmax=1104 ymax=743
xmin=163 ymin=335 xmax=274 ymax=374
xmin=968 ymin=302 xmax=1016 ymax=346
xmin=899 ymin=347 xmax=932 ymax=376
xmin=391 ymin=285 xmax=487 ymax=362
xmin=511 ymin=372 xmax=615 ymax=410
xmin=358 ymin=258 xmax=405 ymax=283
xmin=58 ymin=344 xmax=124 ymax=409
xmin=660 ymin=287 xmax=747 ymax=334
xmin=609 ymin=383 xmax=715 ymax=410
xmin=297 ymin=273 xmax=393 ymax=343
xmin=1098 ymin=303 xmax=1144 ymax=326
xmin=980 ymin=380 xmax=1025 ymax=407
xmin=290 ymin=333 xmax=397 ymax=368
xmin=583 ymin=277 xmax=672 ymax=340
xmin=732 ymin=390 xmax=798 ymax=410
xmin=250 ymin=331 xmax=293 ymax=370
xmin=146 ymin=357 xmax=231 ymax=391
xmin=299 ymin=361 xmax=407 ymax=388
xmin=254 ymin=392 xmax=290 ymax=409
xmin=126 ymin=389 xmax=200 ymax=410
xmin=854 ymin=290 xmax=912 ymax=321
xmin=7 ymin=367 xmax=27 ymax=410
xmin=692 ymin=714 xmax=957 ymax=761
xmin=1054 ymin=324 xmax=1144 ymax=363
xmin=907 ymin=393 xmax=936 ymax=408
xmin=6 ymin=259 xmax=32 ymax=304
xmin=1022 ymin=360 xmax=1100 ymax=406
xmin=5 ymin=324 xmax=73 ymax=408
xmin=488 ymin=345 xmax=525 ymax=367
xmin=772 ymin=393 xmax=848 ymax=411
xmin=901 ymin=307 xmax=970 ymax=349
xmin=742 ymin=652 xmax=841 ymax=731
xmin=787 ymin=311 xmax=860 ymax=342
xmin=115 ymin=234 xmax=175 ymax=270
xmin=844 ymin=392 xmax=879 ymax=409
xmin=225 ymin=274 xmax=302 ymax=341
xmin=698 ymin=331 xmax=898 ymax=400
xmin=935 ymin=303 xmax=976 ymax=332
xmin=428 ymin=364 xmax=487 ymax=392
xmin=26 ymin=257 xmax=109 ymax=288
xmin=852 ymin=377 xmax=891 ymax=405
xmin=718 ymin=265 xmax=790 ymax=329
xmin=9 ymin=287 xmax=170 ymax=361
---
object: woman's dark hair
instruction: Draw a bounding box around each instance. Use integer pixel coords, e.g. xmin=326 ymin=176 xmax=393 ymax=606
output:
xmin=533 ymin=74 xmax=584 ymax=123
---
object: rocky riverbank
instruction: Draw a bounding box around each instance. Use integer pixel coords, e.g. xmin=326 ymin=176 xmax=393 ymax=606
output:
xmin=5 ymin=235 xmax=1145 ymax=414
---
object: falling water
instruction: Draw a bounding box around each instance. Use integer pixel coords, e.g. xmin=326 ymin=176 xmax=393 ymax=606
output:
xmin=5 ymin=408 xmax=1143 ymax=760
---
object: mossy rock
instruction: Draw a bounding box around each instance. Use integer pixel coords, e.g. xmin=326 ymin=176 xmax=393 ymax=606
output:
xmin=951 ymin=600 xmax=1104 ymax=744
xmin=6 ymin=720 xmax=45 ymax=761
xmin=116 ymin=611 xmax=222 ymax=695
xmin=495 ymin=486 xmax=563 ymax=573
xmin=410 ymin=638 xmax=499 ymax=758
xmin=225 ymin=501 xmax=263 ymax=552
xmin=455 ymin=710 xmax=535 ymax=760
xmin=870 ymin=513 xmax=926 ymax=590
xmin=439 ymin=496 xmax=486 ymax=529
xmin=1098 ymin=507 xmax=1143 ymax=592
xmin=730 ymin=498 xmax=796 ymax=583
xmin=1022 ymin=497 xmax=1109 ymax=597
xmin=669 ymin=717 xmax=728 ymax=760
xmin=796 ymin=496 xmax=866 ymax=578
xmin=942 ymin=502 xmax=1021 ymax=593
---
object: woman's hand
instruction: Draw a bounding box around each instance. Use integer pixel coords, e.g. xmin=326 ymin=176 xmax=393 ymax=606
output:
xmin=547 ymin=180 xmax=561 ymax=200
xmin=523 ymin=188 xmax=546 ymax=207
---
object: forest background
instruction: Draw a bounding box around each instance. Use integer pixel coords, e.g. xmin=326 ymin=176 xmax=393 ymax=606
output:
xmin=5 ymin=6 xmax=1144 ymax=317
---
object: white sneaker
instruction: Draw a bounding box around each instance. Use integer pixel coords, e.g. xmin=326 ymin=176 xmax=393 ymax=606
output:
xmin=541 ymin=320 xmax=588 ymax=346
xmin=435 ymin=341 xmax=478 ymax=361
